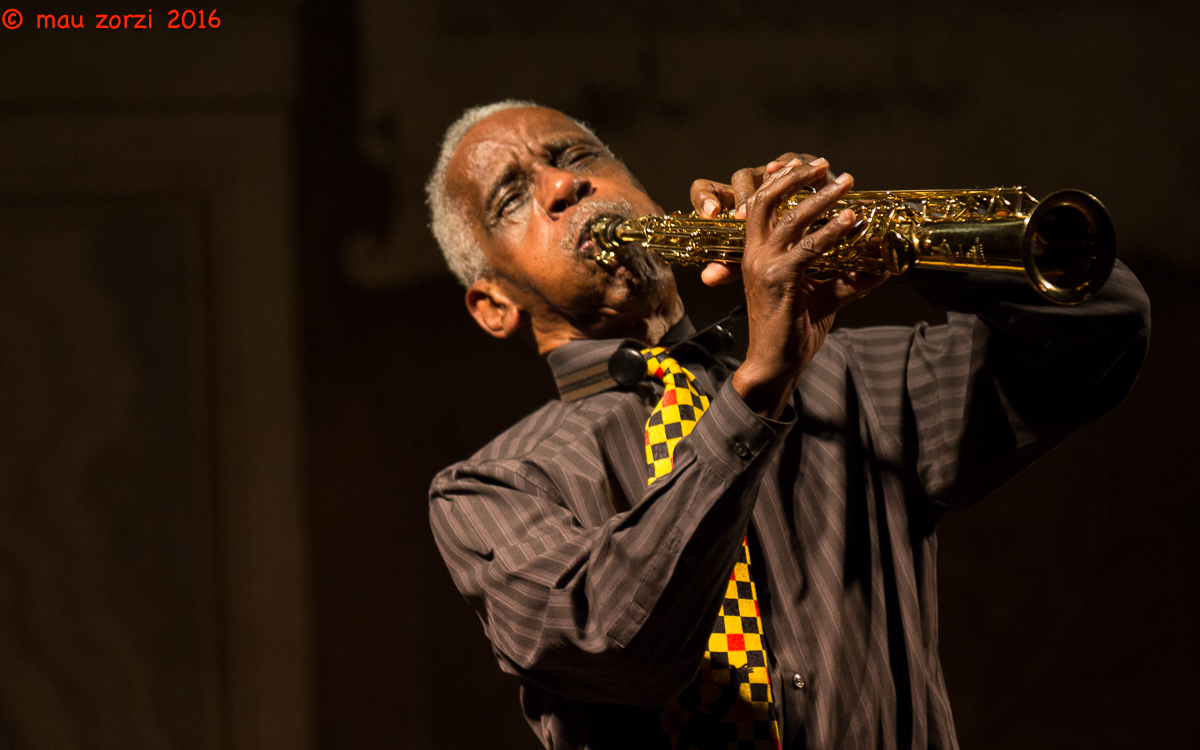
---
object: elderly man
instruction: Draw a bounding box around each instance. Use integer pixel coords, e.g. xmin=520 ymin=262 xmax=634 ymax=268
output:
xmin=426 ymin=100 xmax=1149 ymax=750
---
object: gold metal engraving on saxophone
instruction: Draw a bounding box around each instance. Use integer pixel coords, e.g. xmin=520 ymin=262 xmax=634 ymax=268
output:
xmin=588 ymin=187 xmax=1116 ymax=305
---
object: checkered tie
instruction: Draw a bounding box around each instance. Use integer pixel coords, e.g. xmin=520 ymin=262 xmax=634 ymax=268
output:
xmin=642 ymin=347 xmax=781 ymax=750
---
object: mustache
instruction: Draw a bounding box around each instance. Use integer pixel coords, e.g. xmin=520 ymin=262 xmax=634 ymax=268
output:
xmin=563 ymin=198 xmax=638 ymax=254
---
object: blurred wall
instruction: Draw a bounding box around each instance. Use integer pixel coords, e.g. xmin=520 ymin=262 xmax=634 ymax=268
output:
xmin=0 ymin=4 xmax=312 ymax=750
xmin=1 ymin=1 xmax=1196 ymax=749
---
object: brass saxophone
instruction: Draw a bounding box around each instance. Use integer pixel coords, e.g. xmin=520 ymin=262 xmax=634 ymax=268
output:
xmin=587 ymin=187 xmax=1116 ymax=305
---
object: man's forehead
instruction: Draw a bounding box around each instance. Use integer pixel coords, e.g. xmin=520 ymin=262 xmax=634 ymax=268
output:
xmin=448 ymin=107 xmax=597 ymax=199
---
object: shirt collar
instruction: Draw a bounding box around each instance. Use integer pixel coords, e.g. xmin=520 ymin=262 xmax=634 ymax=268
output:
xmin=547 ymin=316 xmax=697 ymax=402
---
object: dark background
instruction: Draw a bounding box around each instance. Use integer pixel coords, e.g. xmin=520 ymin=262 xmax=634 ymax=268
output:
xmin=0 ymin=1 xmax=1196 ymax=749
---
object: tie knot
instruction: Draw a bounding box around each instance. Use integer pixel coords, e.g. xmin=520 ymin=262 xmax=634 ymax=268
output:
xmin=641 ymin=347 xmax=684 ymax=383
xmin=643 ymin=347 xmax=712 ymax=486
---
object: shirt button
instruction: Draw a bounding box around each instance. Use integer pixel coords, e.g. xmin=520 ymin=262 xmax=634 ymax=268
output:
xmin=792 ymin=673 xmax=806 ymax=690
xmin=731 ymin=440 xmax=750 ymax=459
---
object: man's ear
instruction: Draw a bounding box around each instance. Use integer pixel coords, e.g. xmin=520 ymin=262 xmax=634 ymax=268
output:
xmin=465 ymin=277 xmax=523 ymax=339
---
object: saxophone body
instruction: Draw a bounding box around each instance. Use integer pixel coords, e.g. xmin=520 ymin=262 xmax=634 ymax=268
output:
xmin=588 ymin=187 xmax=1116 ymax=305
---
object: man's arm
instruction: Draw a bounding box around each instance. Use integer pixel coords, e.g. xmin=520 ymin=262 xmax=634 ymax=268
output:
xmin=429 ymin=380 xmax=791 ymax=705
xmin=829 ymin=260 xmax=1150 ymax=515
xmin=727 ymin=158 xmax=888 ymax=418
xmin=689 ymin=155 xmax=889 ymax=419
xmin=691 ymin=158 xmax=1149 ymax=512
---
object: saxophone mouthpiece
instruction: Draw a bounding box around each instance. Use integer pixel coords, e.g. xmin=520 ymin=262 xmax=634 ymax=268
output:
xmin=587 ymin=215 xmax=645 ymax=269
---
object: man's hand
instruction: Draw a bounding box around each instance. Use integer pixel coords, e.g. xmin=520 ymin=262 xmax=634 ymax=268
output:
xmin=690 ymin=152 xmax=837 ymax=287
xmin=692 ymin=156 xmax=887 ymax=419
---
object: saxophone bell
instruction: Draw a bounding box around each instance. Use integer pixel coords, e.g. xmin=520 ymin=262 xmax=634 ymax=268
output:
xmin=1022 ymin=189 xmax=1116 ymax=304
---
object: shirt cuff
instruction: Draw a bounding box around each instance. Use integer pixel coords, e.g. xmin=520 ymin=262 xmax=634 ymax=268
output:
xmin=689 ymin=380 xmax=795 ymax=476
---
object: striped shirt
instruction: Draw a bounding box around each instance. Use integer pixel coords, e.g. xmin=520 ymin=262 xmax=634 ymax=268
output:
xmin=429 ymin=265 xmax=1149 ymax=750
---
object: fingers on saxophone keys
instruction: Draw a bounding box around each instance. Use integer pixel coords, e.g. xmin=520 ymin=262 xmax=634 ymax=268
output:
xmin=765 ymin=153 xmax=835 ymax=185
xmin=764 ymin=152 xmax=805 ymax=175
xmin=689 ymin=179 xmax=737 ymax=218
xmin=746 ymin=159 xmax=834 ymax=233
xmin=798 ymin=153 xmax=841 ymax=187
xmin=731 ymin=166 xmax=765 ymax=219
xmin=776 ymin=171 xmax=853 ymax=229
xmin=793 ymin=207 xmax=857 ymax=269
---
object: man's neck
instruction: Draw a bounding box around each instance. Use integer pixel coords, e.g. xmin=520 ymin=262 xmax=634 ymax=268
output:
xmin=532 ymin=295 xmax=685 ymax=354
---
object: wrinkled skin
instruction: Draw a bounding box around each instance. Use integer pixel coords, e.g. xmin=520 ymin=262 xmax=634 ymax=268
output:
xmin=448 ymin=107 xmax=681 ymax=350
xmin=446 ymin=106 xmax=887 ymax=418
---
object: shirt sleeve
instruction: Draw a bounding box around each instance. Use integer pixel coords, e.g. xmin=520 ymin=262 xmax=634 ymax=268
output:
xmin=428 ymin=380 xmax=795 ymax=706
xmin=830 ymin=260 xmax=1150 ymax=516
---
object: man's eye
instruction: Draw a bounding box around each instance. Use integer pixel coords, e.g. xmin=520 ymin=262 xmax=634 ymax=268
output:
xmin=562 ymin=148 xmax=596 ymax=167
xmin=497 ymin=190 xmax=525 ymax=218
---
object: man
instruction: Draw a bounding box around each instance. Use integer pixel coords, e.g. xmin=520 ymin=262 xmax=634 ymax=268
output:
xmin=425 ymin=100 xmax=1149 ymax=750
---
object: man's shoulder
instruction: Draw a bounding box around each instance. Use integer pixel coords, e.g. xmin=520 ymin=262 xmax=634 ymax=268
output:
xmin=450 ymin=390 xmax=632 ymax=466
xmin=469 ymin=397 xmax=576 ymax=463
xmin=430 ymin=390 xmax=642 ymax=500
xmin=427 ymin=399 xmax=569 ymax=499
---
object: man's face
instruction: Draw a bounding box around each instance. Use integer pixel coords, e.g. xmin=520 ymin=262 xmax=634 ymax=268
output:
xmin=445 ymin=106 xmax=679 ymax=341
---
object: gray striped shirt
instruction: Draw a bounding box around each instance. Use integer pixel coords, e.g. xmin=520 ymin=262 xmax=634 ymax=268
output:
xmin=429 ymin=265 xmax=1149 ymax=750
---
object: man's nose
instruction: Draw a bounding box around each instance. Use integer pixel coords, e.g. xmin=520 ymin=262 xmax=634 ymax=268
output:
xmin=534 ymin=166 xmax=593 ymax=218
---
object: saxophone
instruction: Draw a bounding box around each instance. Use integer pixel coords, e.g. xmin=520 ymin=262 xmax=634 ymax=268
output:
xmin=587 ymin=187 xmax=1116 ymax=305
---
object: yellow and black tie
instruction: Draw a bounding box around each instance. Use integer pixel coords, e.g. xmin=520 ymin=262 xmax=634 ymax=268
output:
xmin=641 ymin=347 xmax=781 ymax=750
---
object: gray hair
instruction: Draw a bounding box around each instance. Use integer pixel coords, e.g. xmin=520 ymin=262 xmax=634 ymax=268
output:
xmin=424 ymin=100 xmax=600 ymax=287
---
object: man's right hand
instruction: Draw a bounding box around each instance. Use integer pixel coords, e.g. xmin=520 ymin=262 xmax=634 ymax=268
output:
xmin=690 ymin=152 xmax=837 ymax=287
xmin=695 ymin=156 xmax=887 ymax=419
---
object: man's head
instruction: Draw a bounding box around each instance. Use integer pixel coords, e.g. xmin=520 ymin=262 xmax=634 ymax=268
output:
xmin=426 ymin=102 xmax=683 ymax=352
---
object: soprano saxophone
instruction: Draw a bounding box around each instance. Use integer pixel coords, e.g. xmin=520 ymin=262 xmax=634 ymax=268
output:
xmin=587 ymin=187 xmax=1116 ymax=305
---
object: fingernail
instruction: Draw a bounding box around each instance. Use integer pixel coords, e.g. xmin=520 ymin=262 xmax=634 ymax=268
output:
xmin=702 ymin=199 xmax=719 ymax=217
xmin=735 ymin=204 xmax=747 ymax=219
xmin=835 ymin=172 xmax=852 ymax=184
xmin=786 ymin=157 xmax=802 ymax=167
xmin=809 ymin=157 xmax=828 ymax=168
xmin=840 ymin=208 xmax=856 ymax=224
